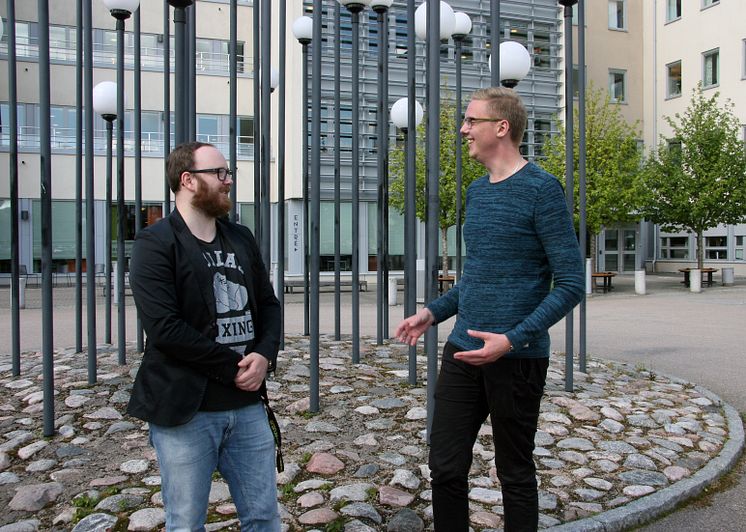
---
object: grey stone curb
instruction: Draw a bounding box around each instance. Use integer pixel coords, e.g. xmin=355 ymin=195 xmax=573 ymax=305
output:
xmin=546 ymin=371 xmax=745 ymax=532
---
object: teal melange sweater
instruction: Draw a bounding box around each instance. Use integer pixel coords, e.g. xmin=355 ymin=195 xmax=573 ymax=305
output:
xmin=427 ymin=162 xmax=584 ymax=358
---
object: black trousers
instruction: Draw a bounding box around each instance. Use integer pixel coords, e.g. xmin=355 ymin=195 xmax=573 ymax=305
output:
xmin=429 ymin=342 xmax=549 ymax=532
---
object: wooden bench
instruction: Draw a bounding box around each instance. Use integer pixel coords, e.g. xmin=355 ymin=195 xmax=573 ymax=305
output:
xmin=678 ymin=267 xmax=718 ymax=287
xmin=591 ymin=272 xmax=616 ymax=293
xmin=283 ymin=278 xmax=368 ymax=293
xmin=438 ymin=275 xmax=455 ymax=294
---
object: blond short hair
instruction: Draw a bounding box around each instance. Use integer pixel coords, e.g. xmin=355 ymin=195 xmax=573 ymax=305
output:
xmin=471 ymin=87 xmax=527 ymax=146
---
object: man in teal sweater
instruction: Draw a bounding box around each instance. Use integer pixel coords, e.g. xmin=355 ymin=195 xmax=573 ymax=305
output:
xmin=395 ymin=87 xmax=584 ymax=531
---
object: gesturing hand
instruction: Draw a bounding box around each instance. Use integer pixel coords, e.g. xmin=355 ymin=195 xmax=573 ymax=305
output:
xmin=394 ymin=308 xmax=435 ymax=346
xmin=234 ymin=352 xmax=269 ymax=392
xmin=453 ymin=329 xmax=512 ymax=366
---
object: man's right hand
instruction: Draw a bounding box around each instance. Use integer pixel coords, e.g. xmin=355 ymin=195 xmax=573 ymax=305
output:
xmin=394 ymin=308 xmax=435 ymax=346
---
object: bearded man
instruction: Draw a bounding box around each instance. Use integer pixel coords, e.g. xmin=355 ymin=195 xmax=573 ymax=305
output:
xmin=127 ymin=142 xmax=282 ymax=531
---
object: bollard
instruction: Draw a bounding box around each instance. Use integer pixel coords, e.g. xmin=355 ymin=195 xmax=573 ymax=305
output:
xmin=690 ymin=268 xmax=702 ymax=293
xmin=388 ymin=277 xmax=398 ymax=306
xmin=11 ymin=277 xmax=27 ymax=310
xmin=635 ymin=269 xmax=646 ymax=295
xmin=585 ymin=258 xmax=592 ymax=294
xmin=416 ymin=258 xmax=425 ymax=303
xmin=113 ymin=261 xmax=120 ymax=305
xmin=722 ymin=267 xmax=734 ymax=286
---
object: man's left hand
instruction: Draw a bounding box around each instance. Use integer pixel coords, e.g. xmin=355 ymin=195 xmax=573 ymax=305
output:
xmin=453 ymin=330 xmax=512 ymax=366
xmin=234 ymin=352 xmax=269 ymax=391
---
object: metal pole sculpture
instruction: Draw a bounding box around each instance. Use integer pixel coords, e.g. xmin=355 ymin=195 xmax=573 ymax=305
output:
xmin=340 ymin=0 xmax=371 ymax=364
xmin=292 ymin=16 xmax=312 ymax=337
xmin=38 ymin=0 xmax=55 ymax=437
xmin=559 ymin=0 xmax=578 ymax=392
xmin=310 ymin=0 xmax=324 ymax=412
xmin=372 ymin=0 xmax=393 ymax=344
xmin=578 ymin=0 xmax=587 ymax=373
xmin=84 ymin=0 xmax=97 ymax=383
xmin=452 ymin=12 xmax=472 ymax=283
xmin=391 ymin=97 xmax=423 ymax=385
xmin=188 ymin=5 xmax=196 ymax=140
xmin=168 ymin=0 xmax=192 ymax=145
xmin=163 ymin=0 xmax=171 ymax=215
xmin=6 ymin=0 xmax=21 ymax=376
xmin=490 ymin=0 xmax=500 ymax=86
xmin=75 ymin=0 xmax=83 ymax=354
xmin=134 ymin=7 xmax=144 ymax=353
xmin=253 ymin=1 xmax=261 ymax=232
xmin=229 ymin=0 xmax=237 ymax=223
xmin=333 ymin=0 xmax=342 ymax=341
xmin=278 ymin=0 xmax=287 ymax=349
xmin=260 ymin=0 xmax=272 ymax=269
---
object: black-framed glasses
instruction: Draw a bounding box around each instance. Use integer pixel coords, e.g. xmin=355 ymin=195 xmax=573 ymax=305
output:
xmin=187 ymin=167 xmax=233 ymax=181
xmin=462 ymin=116 xmax=505 ymax=128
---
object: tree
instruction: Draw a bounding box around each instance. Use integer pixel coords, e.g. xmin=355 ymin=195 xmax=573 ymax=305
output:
xmin=539 ymin=84 xmax=645 ymax=272
xmin=389 ymin=99 xmax=486 ymax=275
xmin=640 ymin=85 xmax=746 ymax=269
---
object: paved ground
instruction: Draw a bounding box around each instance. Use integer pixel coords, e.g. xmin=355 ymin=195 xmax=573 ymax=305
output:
xmin=1 ymin=272 xmax=744 ymax=530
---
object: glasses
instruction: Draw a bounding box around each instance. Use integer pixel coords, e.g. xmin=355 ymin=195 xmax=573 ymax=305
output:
xmin=187 ymin=167 xmax=233 ymax=182
xmin=462 ymin=116 xmax=505 ymax=128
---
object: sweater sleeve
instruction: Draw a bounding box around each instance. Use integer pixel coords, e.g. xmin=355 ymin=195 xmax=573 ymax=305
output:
xmin=426 ymin=283 xmax=460 ymax=324
xmin=504 ymin=178 xmax=584 ymax=349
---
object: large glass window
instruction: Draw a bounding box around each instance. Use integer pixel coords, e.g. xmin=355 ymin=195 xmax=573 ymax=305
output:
xmin=609 ymin=69 xmax=627 ymax=103
xmin=666 ymin=61 xmax=682 ymax=98
xmin=32 ymin=200 xmax=88 ymax=271
xmin=321 ymin=202 xmax=352 ymax=271
xmin=660 ymin=236 xmax=689 ymax=259
xmin=735 ymin=236 xmax=744 ymax=261
xmin=702 ymin=0 xmax=719 ymax=8
xmin=608 ymin=0 xmax=626 ymax=30
xmin=705 ymin=236 xmax=727 ymax=260
xmin=703 ymin=48 xmax=719 ymax=87
xmin=366 ymin=203 xmax=405 ymax=271
xmin=666 ymin=0 xmax=682 ymax=22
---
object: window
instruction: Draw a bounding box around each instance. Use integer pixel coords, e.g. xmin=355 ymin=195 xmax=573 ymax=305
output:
xmin=702 ymin=0 xmax=719 ymax=8
xmin=666 ymin=61 xmax=682 ymax=98
xmin=705 ymin=236 xmax=727 ymax=260
xmin=743 ymin=39 xmax=746 ymax=79
xmin=660 ymin=236 xmax=689 ymax=259
xmin=736 ymin=236 xmax=744 ymax=261
xmin=703 ymin=48 xmax=719 ymax=87
xmin=608 ymin=0 xmax=626 ymax=30
xmin=666 ymin=0 xmax=681 ymax=22
xmin=609 ymin=69 xmax=626 ymax=103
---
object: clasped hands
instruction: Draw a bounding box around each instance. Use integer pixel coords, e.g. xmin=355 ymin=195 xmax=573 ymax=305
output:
xmin=394 ymin=308 xmax=512 ymax=366
xmin=234 ymin=352 xmax=268 ymax=391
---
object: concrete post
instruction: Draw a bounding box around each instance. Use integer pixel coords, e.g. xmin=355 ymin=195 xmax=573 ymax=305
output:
xmin=388 ymin=277 xmax=398 ymax=306
xmin=585 ymin=258 xmax=592 ymax=294
xmin=635 ymin=269 xmax=646 ymax=295
xmin=690 ymin=268 xmax=702 ymax=293
xmin=11 ymin=278 xmax=26 ymax=310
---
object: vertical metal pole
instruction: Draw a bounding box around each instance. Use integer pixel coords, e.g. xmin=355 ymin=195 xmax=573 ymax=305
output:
xmin=278 ymin=0 xmax=287 ymax=349
xmin=491 ymin=0 xmax=500 ymax=86
xmin=163 ymin=1 xmax=171 ymax=215
xmin=302 ymin=44 xmax=310 ymax=337
xmin=260 ymin=0 xmax=272 ymax=268
xmin=563 ymin=3 xmax=575 ymax=392
xmin=406 ymin=0 xmax=417 ymax=385
xmin=172 ymin=4 xmax=187 ymax=145
xmin=84 ymin=0 xmax=97 ymax=383
xmin=229 ymin=0 xmax=237 ymax=222
xmin=135 ymin=8 xmax=144 ymax=353
xmin=253 ymin=1 xmax=261 ymax=232
xmin=382 ymin=10 xmax=390 ymax=339
xmin=309 ymin=0 xmax=322 ymax=413
xmin=333 ymin=1 xmax=342 ymax=341
xmin=38 ymin=0 xmax=55 ymax=437
xmin=454 ymin=37 xmax=463 ymax=282
xmin=375 ymin=8 xmax=385 ymax=345
xmin=116 ymin=17 xmax=127 ymax=365
xmin=578 ymin=0 xmax=587 ymax=373
xmin=75 ymin=0 xmax=83 ymax=354
xmin=351 ymin=8 xmax=362 ymax=364
xmin=188 ymin=6 xmax=196 ymax=141
xmin=425 ymin=0 xmax=441 ymax=438
xmin=105 ymin=120 xmax=113 ymax=345
xmin=8 ymin=0 xmax=21 ymax=376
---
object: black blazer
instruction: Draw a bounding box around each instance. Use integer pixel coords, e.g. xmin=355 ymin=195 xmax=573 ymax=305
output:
xmin=126 ymin=209 xmax=281 ymax=426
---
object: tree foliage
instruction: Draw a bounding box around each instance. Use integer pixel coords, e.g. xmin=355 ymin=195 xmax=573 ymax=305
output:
xmin=640 ymin=85 xmax=746 ymax=268
xmin=539 ymin=84 xmax=645 ymax=254
xmin=389 ymin=99 xmax=486 ymax=272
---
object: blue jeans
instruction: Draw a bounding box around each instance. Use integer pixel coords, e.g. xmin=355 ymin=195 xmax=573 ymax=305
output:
xmin=149 ymin=402 xmax=280 ymax=532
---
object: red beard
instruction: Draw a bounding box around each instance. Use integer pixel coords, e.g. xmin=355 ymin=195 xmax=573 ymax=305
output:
xmin=192 ymin=175 xmax=232 ymax=218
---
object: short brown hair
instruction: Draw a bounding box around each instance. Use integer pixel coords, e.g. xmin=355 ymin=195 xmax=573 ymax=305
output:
xmin=166 ymin=141 xmax=214 ymax=193
xmin=470 ymin=87 xmax=527 ymax=146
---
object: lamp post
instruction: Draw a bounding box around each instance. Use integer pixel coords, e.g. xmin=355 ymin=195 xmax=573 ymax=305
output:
xmin=578 ymin=0 xmax=588 ymax=374
xmin=415 ymin=0 xmax=455 ymax=436
xmin=490 ymin=0 xmax=500 ymax=86
xmin=93 ymin=81 xmax=117 ymax=348
xmin=84 ymin=0 xmax=97 ymax=383
xmin=488 ymin=40 xmax=532 ymax=89
xmin=391 ymin=97 xmax=424 ymax=385
xmin=229 ymin=0 xmax=237 ymax=223
xmin=372 ymin=0 xmax=393 ymax=345
xmin=452 ymin=11 xmax=471 ymax=283
xmin=559 ymin=0 xmax=578 ymax=392
xmin=292 ymin=15 xmax=312 ymax=338
xmin=163 ymin=1 xmax=171 ymax=215
xmin=278 ymin=0 xmax=287 ymax=349
xmin=259 ymin=0 xmax=272 ymax=269
xmin=167 ymin=0 xmax=193 ymax=145
xmin=340 ymin=0 xmax=372 ymax=365
xmin=102 ymin=0 xmax=139 ymax=365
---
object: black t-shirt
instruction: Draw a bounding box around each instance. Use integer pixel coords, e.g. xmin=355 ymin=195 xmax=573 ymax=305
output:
xmin=197 ymin=229 xmax=259 ymax=411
